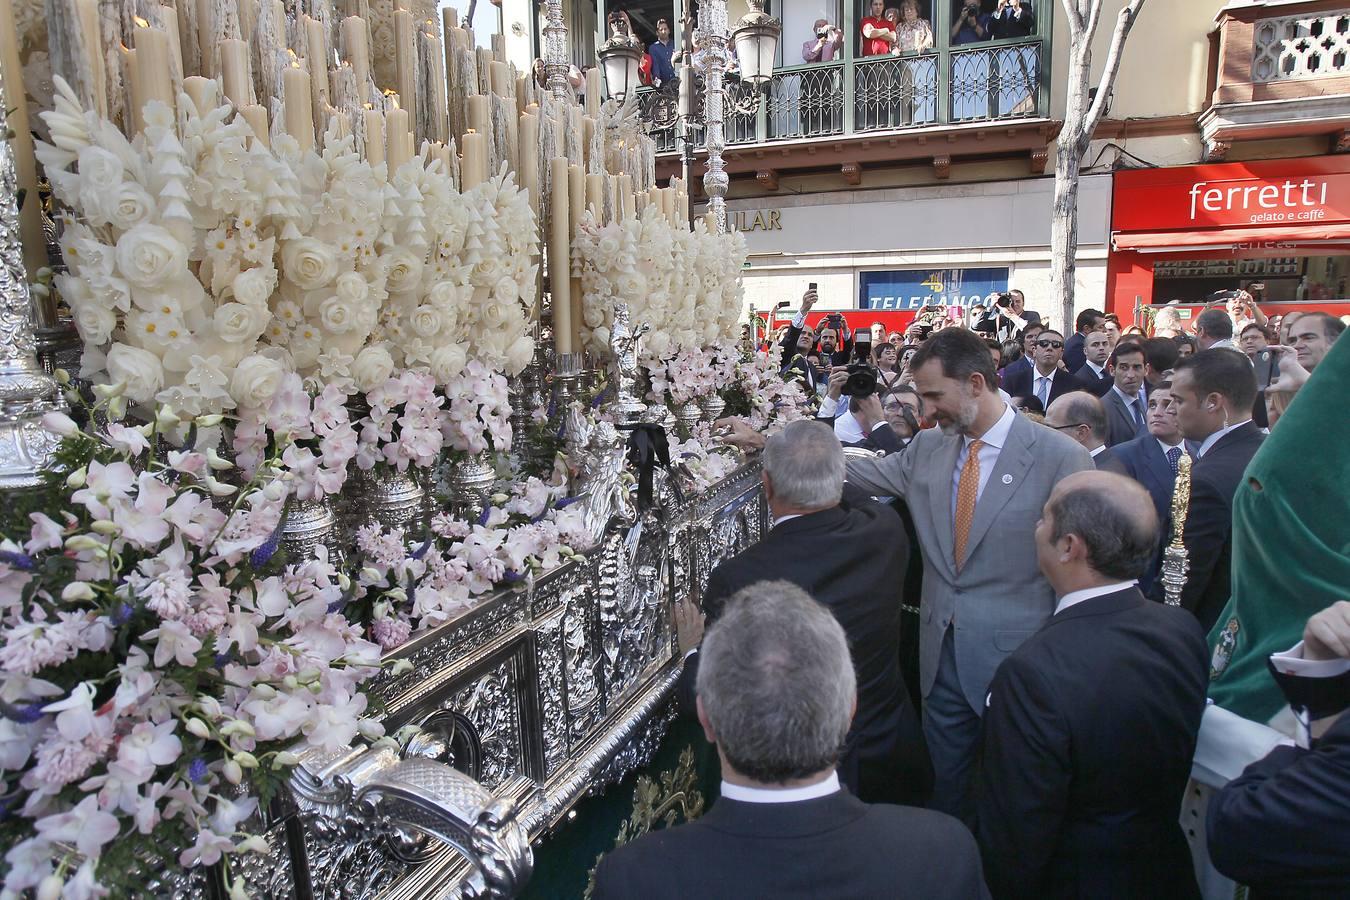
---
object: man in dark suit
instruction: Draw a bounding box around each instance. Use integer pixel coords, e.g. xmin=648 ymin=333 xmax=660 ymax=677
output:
xmin=1062 ymin=307 xmax=1106 ymax=374
xmin=779 ymin=288 xmax=821 ymax=393
xmin=1207 ymin=600 xmax=1350 ymax=898
xmin=600 ymin=582 xmax=990 ymax=900
xmin=1001 ymin=328 xmax=1077 ymax=409
xmin=977 ymin=471 xmax=1207 ymax=900
xmin=1112 ymin=382 xmax=1188 ymax=599
xmin=1072 ymin=330 xmax=1113 ymax=396
xmin=997 ymin=321 xmax=1042 ymax=386
xmin=1102 ymin=340 xmax=1150 ymax=447
xmin=1044 ymin=391 xmax=1127 ymax=474
xmin=1170 ymin=348 xmax=1265 ymax=631
xmin=679 ymin=419 xmax=930 ymax=805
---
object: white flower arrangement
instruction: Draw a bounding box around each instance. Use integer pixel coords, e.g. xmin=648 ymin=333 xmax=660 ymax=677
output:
xmin=574 ymin=205 xmax=747 ymax=365
xmin=36 ymin=77 xmax=537 ymax=423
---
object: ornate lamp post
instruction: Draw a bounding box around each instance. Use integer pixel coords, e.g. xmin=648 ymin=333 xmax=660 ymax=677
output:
xmin=541 ymin=0 xmax=571 ymax=99
xmin=0 ymin=55 xmax=64 ymax=491
xmin=693 ymin=0 xmax=780 ymax=232
xmin=597 ymin=38 xmax=643 ymax=103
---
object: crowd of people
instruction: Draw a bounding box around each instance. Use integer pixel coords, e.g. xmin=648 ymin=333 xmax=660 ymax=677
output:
xmin=592 ymin=287 xmax=1349 ymax=898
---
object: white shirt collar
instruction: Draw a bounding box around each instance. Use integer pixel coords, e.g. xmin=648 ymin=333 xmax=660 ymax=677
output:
xmin=1089 ymin=444 xmax=1106 ymax=457
xmin=772 ymin=513 xmax=804 ymax=527
xmin=720 ymin=772 xmax=841 ymax=804
xmin=1085 ymin=361 xmax=1104 ymax=376
xmin=965 ymin=402 xmax=1017 ymax=452
xmin=1197 ymin=419 xmax=1251 ymax=458
xmin=1111 ymin=383 xmax=1144 ymax=406
xmin=1156 ymin=437 xmax=1184 ymax=456
xmin=1055 ymin=581 xmax=1137 ymax=615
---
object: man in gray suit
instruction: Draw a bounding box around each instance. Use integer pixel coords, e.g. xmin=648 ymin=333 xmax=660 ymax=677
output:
xmin=845 ymin=327 xmax=1093 ymax=822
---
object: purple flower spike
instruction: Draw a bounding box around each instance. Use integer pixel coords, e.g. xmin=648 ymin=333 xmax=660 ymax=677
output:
xmin=0 ymin=551 xmax=35 ymax=571
xmin=113 ymin=603 xmax=134 ymax=625
xmin=187 ymin=758 xmax=209 ymax=784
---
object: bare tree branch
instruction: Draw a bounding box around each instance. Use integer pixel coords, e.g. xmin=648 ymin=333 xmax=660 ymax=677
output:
xmin=1058 ymin=0 xmax=1087 ymax=38
xmin=1082 ymin=0 xmax=1147 ymax=142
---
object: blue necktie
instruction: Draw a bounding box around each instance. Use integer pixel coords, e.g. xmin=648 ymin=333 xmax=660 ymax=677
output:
xmin=1166 ymin=446 xmax=1182 ymax=476
xmin=1133 ymin=398 xmax=1146 ymax=427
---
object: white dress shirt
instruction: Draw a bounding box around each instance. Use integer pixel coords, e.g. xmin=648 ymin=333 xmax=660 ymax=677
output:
xmin=1054 ymin=581 xmax=1137 ymax=615
xmin=951 ymin=402 xmax=1017 ymax=520
xmin=1032 ymin=367 xmax=1057 ymax=406
xmin=1080 ymin=361 xmax=1105 ymax=381
xmin=721 ymin=772 xmax=841 ymax=804
xmin=1270 ymin=641 xmax=1350 ymax=679
xmin=1089 ymin=444 xmax=1108 ymax=459
xmin=1197 ymin=419 xmax=1252 ymax=458
xmin=1111 ymin=384 xmax=1147 ymax=427
xmin=1157 ymin=438 xmax=1185 ymax=458
xmin=772 ymin=513 xmax=804 ymax=528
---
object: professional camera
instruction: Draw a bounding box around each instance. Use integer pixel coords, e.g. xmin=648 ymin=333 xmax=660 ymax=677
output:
xmin=817 ymin=26 xmax=830 ymax=38
xmin=995 ymin=291 xmax=1014 ymax=309
xmin=846 ymin=331 xmax=878 ymax=397
xmin=963 ymin=3 xmax=980 ymax=18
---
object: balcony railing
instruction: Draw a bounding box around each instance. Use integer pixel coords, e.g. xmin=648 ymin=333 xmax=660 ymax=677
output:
xmin=1251 ymin=11 xmax=1350 ymax=82
xmin=637 ymin=38 xmax=1046 ymax=152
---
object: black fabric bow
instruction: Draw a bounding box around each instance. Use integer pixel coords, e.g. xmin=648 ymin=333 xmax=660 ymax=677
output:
xmin=620 ymin=422 xmax=670 ymax=511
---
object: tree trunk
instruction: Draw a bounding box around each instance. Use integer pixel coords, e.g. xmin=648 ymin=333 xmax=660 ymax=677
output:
xmin=1051 ymin=35 xmax=1092 ymax=334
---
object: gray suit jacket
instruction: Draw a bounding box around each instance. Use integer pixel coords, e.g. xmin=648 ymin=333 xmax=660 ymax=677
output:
xmin=1103 ymin=386 xmax=1148 ymax=447
xmin=845 ymin=413 xmax=1093 ymax=712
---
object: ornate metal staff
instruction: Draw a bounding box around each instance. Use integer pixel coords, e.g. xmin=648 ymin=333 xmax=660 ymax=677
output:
xmin=1161 ymin=454 xmax=1193 ymax=607
xmin=0 ymin=55 xmax=65 ymax=491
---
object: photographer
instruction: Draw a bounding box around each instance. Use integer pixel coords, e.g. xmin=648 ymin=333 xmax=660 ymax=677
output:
xmin=951 ymin=1 xmax=990 ymax=45
xmin=817 ymin=313 xmax=854 ymax=367
xmin=779 ymin=288 xmax=823 ymax=393
xmin=975 ymin=289 xmax=1035 ymax=344
xmin=803 ymin=18 xmax=844 ymax=62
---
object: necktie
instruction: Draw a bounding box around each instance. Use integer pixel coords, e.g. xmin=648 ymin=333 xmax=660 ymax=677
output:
xmin=954 ymin=439 xmax=985 ymax=570
xmin=1133 ymin=397 xmax=1146 ymax=427
xmin=1036 ymin=377 xmax=1049 ymax=408
xmin=1166 ymin=446 xmax=1183 ymax=476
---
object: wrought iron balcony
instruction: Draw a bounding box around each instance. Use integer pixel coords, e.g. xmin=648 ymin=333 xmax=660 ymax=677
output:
xmin=1200 ymin=2 xmax=1350 ymax=159
xmin=638 ymin=38 xmax=1046 ymax=154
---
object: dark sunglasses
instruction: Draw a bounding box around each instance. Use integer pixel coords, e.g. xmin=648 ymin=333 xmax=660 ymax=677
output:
xmin=1035 ymin=340 xmax=1065 ymax=349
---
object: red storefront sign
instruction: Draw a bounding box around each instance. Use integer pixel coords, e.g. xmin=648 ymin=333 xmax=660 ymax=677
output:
xmin=1106 ymin=155 xmax=1350 ymax=324
xmin=1112 ymin=155 xmax=1350 ymax=237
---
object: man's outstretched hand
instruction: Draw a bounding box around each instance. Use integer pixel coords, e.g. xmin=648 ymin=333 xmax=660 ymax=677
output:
xmin=714 ymin=417 xmax=766 ymax=451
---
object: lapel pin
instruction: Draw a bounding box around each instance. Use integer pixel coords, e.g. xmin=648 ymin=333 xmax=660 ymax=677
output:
xmin=1001 ymin=474 xmax=1013 ymax=485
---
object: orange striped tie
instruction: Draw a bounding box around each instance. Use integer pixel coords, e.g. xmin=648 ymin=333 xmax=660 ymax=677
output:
xmin=954 ymin=439 xmax=985 ymax=570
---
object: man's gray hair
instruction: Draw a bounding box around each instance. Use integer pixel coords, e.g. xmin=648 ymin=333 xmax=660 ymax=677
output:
xmin=763 ymin=420 xmax=845 ymax=509
xmin=1195 ymin=308 xmax=1233 ymax=341
xmin=1048 ymin=475 xmax=1159 ymax=581
xmin=696 ymin=580 xmax=855 ymax=783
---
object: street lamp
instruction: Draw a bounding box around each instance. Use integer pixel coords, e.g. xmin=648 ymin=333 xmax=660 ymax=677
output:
xmin=597 ymin=41 xmax=644 ymax=103
xmin=730 ymin=0 xmax=781 ymax=85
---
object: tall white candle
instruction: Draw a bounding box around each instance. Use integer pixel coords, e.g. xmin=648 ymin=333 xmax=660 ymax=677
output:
xmin=364 ymin=109 xmax=385 ymax=166
xmin=518 ymin=113 xmax=539 ymax=216
xmin=133 ymin=23 xmax=174 ymax=121
xmin=342 ymin=17 xmax=370 ymax=104
xmin=549 ymin=157 xmax=572 ymax=355
xmin=218 ymin=38 xmax=250 ymax=107
xmin=283 ymin=64 xmax=315 ymax=152
xmin=239 ymin=104 xmax=269 ymax=146
xmin=460 ymin=130 xmax=486 ymax=190
xmin=386 ymin=107 xmax=411 ymax=170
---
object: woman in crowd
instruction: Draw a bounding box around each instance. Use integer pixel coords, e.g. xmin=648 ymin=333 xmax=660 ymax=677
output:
xmin=1175 ymin=333 xmax=1197 ymax=358
xmin=890 ymin=0 xmax=935 ymax=53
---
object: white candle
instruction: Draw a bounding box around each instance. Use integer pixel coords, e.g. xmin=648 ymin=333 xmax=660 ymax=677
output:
xmin=518 ymin=113 xmax=539 ymax=216
xmin=133 ymin=23 xmax=174 ymax=121
xmin=239 ymin=104 xmax=269 ymax=146
xmin=122 ymin=46 xmax=142 ymax=134
xmin=468 ymin=94 xmax=490 ymax=139
xmin=490 ymin=60 xmax=509 ymax=97
xmin=75 ymin=0 xmax=107 ymax=118
xmin=342 ymin=17 xmax=370 ymax=104
xmin=619 ymin=174 xmax=635 ymax=220
xmin=549 ymin=157 xmax=572 ymax=355
xmin=218 ymin=38 xmax=250 ymax=107
xmin=304 ymin=16 xmax=330 ymax=112
xmin=363 ymin=109 xmax=385 ymax=166
xmin=585 ymin=173 xmax=604 ymax=222
xmin=386 ymin=107 xmax=411 ymax=171
xmin=283 ymin=65 xmax=315 ymax=152
xmin=568 ymin=164 xmax=584 ymax=352
xmin=195 ymin=0 xmax=214 ymax=78
xmin=159 ymin=6 xmax=182 ymax=90
xmin=182 ymin=75 xmax=216 ymax=115
xmin=393 ymin=9 xmax=417 ymax=127
xmin=460 ymin=130 xmax=486 ymax=190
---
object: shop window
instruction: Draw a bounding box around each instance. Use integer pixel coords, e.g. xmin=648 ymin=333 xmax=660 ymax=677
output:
xmin=1151 ymin=255 xmax=1349 ymax=304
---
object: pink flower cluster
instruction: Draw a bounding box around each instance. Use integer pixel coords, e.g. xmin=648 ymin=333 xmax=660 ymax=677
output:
xmin=2 ymin=410 xmax=382 ymax=897
xmin=233 ymin=375 xmax=358 ymax=501
xmin=356 ymin=371 xmax=448 ymax=471
xmin=440 ymin=360 xmax=513 ymax=455
xmin=736 ymin=350 xmax=810 ymax=430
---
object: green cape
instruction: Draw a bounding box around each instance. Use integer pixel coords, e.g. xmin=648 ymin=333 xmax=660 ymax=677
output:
xmin=1207 ymin=331 xmax=1350 ymax=722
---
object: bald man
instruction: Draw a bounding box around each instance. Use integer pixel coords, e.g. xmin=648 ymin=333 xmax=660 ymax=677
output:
xmin=977 ymin=472 xmax=1208 ymax=900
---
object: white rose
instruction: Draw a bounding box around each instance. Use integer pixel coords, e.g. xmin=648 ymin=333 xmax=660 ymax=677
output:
xmin=493 ymin=276 xmax=520 ymax=303
xmin=229 ymin=354 xmax=286 ymax=408
xmin=108 ymin=183 xmax=155 ymax=231
xmin=71 ymin=299 xmax=116 ymax=345
xmin=282 ymin=238 xmax=339 ymax=290
xmin=115 ymin=225 xmax=188 ymax=290
xmin=479 ymin=300 xmax=510 ymax=329
xmin=335 ymin=271 xmax=369 ymax=305
xmin=505 ymin=335 xmax=535 ymax=375
xmin=351 ymin=345 xmax=396 ymax=393
xmin=429 ymin=344 xmax=468 ymax=382
xmin=214 ymin=302 xmax=268 ymax=344
xmin=318 ymin=296 xmax=358 ymax=334
xmin=596 ymin=235 xmax=622 ymax=262
xmin=410 ymin=305 xmax=443 ymax=338
xmin=106 ymin=343 xmax=165 ymax=403
xmin=76 ymin=146 xmax=125 ymax=190
xmin=382 ymin=249 xmax=423 ymax=295
xmin=583 ymin=306 xmax=605 ymax=329
xmin=232 ymin=267 xmax=275 ymax=307
xmin=470 ymin=256 xmax=503 ymax=286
